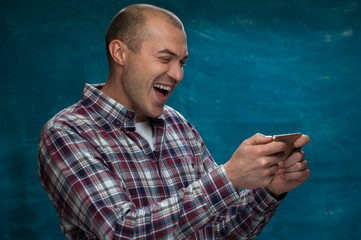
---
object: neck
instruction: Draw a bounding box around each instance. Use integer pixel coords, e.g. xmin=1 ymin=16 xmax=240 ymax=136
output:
xmin=101 ymin=75 xmax=147 ymax=123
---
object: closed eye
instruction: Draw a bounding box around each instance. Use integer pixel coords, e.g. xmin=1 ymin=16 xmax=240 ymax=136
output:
xmin=180 ymin=61 xmax=186 ymax=67
xmin=160 ymin=57 xmax=171 ymax=62
xmin=180 ymin=56 xmax=188 ymax=67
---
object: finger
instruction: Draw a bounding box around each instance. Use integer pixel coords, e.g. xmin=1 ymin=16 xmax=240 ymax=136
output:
xmin=279 ymin=160 xmax=308 ymax=173
xmin=267 ymin=150 xmax=287 ymax=164
xmin=269 ymin=141 xmax=288 ymax=156
xmin=282 ymin=150 xmax=305 ymax=168
xmin=280 ymin=169 xmax=310 ymax=182
xmin=294 ymin=134 xmax=310 ymax=149
xmin=247 ymin=133 xmax=273 ymax=145
xmin=299 ymin=169 xmax=311 ymax=182
xmin=253 ymin=141 xmax=288 ymax=159
xmin=258 ymin=153 xmax=285 ymax=169
xmin=265 ymin=163 xmax=280 ymax=179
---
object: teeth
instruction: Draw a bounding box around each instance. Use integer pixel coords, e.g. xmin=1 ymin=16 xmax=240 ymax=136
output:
xmin=154 ymin=84 xmax=171 ymax=92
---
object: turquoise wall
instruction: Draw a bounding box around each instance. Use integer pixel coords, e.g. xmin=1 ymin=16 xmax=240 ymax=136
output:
xmin=1 ymin=0 xmax=360 ymax=239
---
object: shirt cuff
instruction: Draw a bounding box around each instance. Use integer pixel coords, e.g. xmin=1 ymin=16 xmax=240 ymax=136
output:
xmin=199 ymin=165 xmax=241 ymax=215
xmin=251 ymin=188 xmax=285 ymax=213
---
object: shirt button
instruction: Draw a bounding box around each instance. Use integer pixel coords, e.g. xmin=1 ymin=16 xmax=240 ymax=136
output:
xmin=127 ymin=112 xmax=134 ymax=119
xmin=115 ymin=121 xmax=120 ymax=126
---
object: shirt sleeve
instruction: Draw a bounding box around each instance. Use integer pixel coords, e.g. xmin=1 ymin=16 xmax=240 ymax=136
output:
xmin=212 ymin=181 xmax=283 ymax=239
xmin=186 ymin=121 xmax=283 ymax=239
xmin=38 ymin=119 xmax=242 ymax=240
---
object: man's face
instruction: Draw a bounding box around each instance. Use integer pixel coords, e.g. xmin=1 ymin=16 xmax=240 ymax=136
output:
xmin=121 ymin=18 xmax=188 ymax=122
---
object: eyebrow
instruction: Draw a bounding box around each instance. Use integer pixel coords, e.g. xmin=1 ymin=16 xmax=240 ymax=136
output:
xmin=158 ymin=49 xmax=189 ymax=60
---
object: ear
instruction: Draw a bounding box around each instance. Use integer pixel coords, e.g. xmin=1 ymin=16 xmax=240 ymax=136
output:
xmin=108 ymin=40 xmax=126 ymax=66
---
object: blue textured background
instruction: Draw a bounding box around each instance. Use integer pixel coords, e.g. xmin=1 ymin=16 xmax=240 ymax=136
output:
xmin=1 ymin=0 xmax=361 ymax=239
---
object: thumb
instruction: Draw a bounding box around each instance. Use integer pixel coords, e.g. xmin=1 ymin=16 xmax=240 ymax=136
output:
xmin=247 ymin=133 xmax=273 ymax=145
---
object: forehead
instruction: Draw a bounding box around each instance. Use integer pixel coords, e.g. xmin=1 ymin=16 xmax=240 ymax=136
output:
xmin=141 ymin=18 xmax=188 ymax=56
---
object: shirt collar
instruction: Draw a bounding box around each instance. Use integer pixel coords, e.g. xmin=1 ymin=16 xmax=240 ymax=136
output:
xmin=81 ymin=83 xmax=165 ymax=129
xmin=81 ymin=83 xmax=136 ymax=130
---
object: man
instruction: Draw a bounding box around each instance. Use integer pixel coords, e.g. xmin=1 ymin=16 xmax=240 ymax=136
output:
xmin=38 ymin=4 xmax=310 ymax=239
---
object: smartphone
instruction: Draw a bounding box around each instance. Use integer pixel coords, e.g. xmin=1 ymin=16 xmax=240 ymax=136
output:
xmin=272 ymin=133 xmax=302 ymax=157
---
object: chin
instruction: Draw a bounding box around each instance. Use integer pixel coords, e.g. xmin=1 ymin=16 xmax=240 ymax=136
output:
xmin=147 ymin=107 xmax=165 ymax=119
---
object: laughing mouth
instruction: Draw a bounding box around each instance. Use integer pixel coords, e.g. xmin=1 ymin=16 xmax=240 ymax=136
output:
xmin=153 ymin=84 xmax=172 ymax=97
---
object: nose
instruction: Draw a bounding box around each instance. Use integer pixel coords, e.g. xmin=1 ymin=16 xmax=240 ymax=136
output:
xmin=167 ymin=62 xmax=183 ymax=82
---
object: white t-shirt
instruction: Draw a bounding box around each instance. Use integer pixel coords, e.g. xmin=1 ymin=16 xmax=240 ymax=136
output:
xmin=135 ymin=121 xmax=155 ymax=151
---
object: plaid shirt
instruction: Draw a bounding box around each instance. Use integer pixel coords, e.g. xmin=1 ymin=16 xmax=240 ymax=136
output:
xmin=38 ymin=84 xmax=281 ymax=240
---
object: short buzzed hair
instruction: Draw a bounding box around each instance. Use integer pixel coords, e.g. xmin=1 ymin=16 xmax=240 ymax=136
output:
xmin=105 ymin=4 xmax=184 ymax=63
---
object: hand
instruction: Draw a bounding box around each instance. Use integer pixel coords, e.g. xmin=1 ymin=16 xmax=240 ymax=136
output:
xmin=224 ymin=133 xmax=288 ymax=191
xmin=265 ymin=134 xmax=311 ymax=197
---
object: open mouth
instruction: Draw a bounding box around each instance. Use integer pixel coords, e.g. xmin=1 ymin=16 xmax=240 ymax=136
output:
xmin=153 ymin=83 xmax=172 ymax=97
